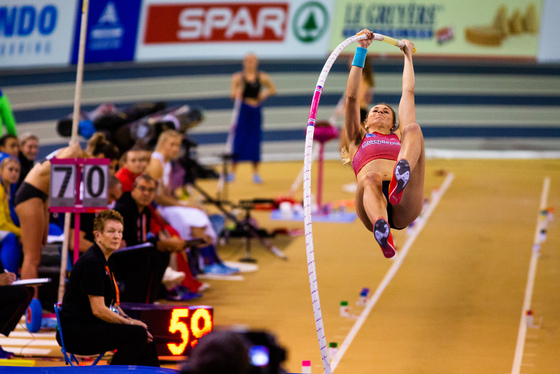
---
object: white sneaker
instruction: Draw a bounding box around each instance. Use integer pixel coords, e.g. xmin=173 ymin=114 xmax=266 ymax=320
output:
xmin=197 ymin=282 xmax=211 ymax=292
xmin=162 ymin=267 xmax=186 ymax=289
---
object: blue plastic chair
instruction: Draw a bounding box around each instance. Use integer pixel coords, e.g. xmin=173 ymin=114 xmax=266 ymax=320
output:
xmin=54 ymin=302 xmax=105 ymax=366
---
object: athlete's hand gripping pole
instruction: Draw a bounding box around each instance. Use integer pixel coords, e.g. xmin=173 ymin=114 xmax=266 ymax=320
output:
xmin=371 ymin=33 xmax=418 ymax=53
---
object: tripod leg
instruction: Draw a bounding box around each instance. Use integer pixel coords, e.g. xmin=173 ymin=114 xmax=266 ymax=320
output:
xmin=244 ymin=222 xmax=287 ymax=261
xmin=239 ymin=236 xmax=257 ymax=263
xmin=191 ymin=183 xmax=287 ymax=260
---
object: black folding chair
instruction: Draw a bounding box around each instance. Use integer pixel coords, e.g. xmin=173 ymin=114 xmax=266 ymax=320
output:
xmin=54 ymin=302 xmax=105 ymax=366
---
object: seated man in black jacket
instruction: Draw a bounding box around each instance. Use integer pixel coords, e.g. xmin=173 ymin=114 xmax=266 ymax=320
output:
xmin=112 ymin=174 xmax=200 ymax=302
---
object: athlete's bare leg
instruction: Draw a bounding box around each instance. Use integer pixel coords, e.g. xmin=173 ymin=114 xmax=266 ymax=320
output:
xmin=355 ymin=171 xmax=387 ymax=232
xmin=16 ymin=198 xmax=46 ymax=298
xmin=391 ymin=123 xmax=425 ymax=228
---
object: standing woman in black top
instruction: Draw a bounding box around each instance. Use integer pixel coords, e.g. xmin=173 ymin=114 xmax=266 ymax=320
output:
xmin=57 ymin=210 xmax=159 ymax=366
xmin=228 ymin=53 xmax=276 ymax=184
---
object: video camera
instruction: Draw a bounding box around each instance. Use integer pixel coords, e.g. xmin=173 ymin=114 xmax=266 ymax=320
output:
xmin=244 ymin=330 xmax=287 ymax=374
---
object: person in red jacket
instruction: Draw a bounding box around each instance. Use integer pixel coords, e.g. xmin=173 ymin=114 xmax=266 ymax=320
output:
xmin=115 ymin=146 xmax=150 ymax=192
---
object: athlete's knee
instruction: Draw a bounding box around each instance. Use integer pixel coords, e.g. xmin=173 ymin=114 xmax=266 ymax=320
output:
xmin=401 ymin=122 xmax=423 ymax=138
xmin=23 ymin=253 xmax=41 ymax=267
xmin=360 ymin=171 xmax=384 ymax=190
xmin=22 ymin=244 xmax=42 ymax=261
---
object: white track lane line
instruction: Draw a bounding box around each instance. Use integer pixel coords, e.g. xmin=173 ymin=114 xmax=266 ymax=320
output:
xmin=330 ymin=172 xmax=455 ymax=372
xmin=511 ymin=176 xmax=551 ymax=374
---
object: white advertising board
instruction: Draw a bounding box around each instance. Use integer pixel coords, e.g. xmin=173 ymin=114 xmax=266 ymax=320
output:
xmin=0 ymin=0 xmax=77 ymax=67
xmin=135 ymin=0 xmax=335 ymax=61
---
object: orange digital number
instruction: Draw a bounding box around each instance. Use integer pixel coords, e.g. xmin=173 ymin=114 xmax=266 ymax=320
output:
xmin=167 ymin=309 xmax=189 ymax=355
xmin=191 ymin=308 xmax=213 ymax=339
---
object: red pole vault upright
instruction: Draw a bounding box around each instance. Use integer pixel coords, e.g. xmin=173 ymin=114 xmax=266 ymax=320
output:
xmin=49 ymin=157 xmax=110 ymax=301
xmin=313 ymin=121 xmax=339 ymax=210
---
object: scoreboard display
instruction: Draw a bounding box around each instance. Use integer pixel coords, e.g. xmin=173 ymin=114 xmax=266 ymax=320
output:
xmin=120 ymin=303 xmax=213 ymax=357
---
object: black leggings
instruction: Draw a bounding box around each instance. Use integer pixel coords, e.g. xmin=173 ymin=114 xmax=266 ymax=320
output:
xmin=58 ymin=319 xmax=159 ymax=366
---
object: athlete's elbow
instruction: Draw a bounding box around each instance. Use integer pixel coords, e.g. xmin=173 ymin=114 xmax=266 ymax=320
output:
xmin=346 ymin=94 xmax=359 ymax=104
xmin=402 ymin=85 xmax=415 ymax=96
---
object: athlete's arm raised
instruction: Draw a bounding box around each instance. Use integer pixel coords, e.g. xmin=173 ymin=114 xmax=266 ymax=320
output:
xmin=345 ymin=30 xmax=374 ymax=144
xmin=396 ymin=39 xmax=416 ymax=136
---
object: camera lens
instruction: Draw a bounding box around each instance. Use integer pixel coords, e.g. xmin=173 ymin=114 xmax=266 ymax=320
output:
xmin=249 ymin=345 xmax=269 ymax=367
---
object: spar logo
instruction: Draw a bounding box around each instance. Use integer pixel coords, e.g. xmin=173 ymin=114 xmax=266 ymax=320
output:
xmin=292 ymin=1 xmax=328 ymax=43
xmin=144 ymin=2 xmax=288 ymax=43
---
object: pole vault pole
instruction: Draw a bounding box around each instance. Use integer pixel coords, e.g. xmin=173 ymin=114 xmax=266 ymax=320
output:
xmin=304 ymin=32 xmax=415 ymax=373
xmin=58 ymin=0 xmax=89 ymax=303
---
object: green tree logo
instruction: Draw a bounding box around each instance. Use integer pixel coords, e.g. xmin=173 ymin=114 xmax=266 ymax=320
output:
xmin=293 ymin=2 xmax=329 ymax=43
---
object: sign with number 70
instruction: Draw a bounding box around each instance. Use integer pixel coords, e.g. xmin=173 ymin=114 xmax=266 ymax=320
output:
xmin=49 ymin=158 xmax=110 ymax=209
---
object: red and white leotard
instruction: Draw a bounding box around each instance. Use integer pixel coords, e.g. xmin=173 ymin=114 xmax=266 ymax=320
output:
xmin=352 ymin=132 xmax=401 ymax=175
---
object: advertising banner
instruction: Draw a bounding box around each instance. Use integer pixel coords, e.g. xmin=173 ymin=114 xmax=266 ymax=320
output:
xmin=0 ymin=0 xmax=77 ymax=67
xmin=71 ymin=0 xmax=141 ymax=64
xmin=135 ymin=0 xmax=335 ymax=61
xmin=329 ymin=0 xmax=543 ymax=58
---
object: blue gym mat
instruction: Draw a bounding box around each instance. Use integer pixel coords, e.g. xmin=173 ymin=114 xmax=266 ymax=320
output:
xmin=270 ymin=209 xmax=358 ymax=223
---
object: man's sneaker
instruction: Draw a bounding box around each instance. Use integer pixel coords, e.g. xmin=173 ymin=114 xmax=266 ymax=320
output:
xmin=166 ymin=286 xmax=202 ymax=302
xmin=388 ymin=159 xmax=410 ymax=205
xmin=226 ymin=173 xmax=235 ymax=182
xmin=218 ymin=263 xmax=240 ymax=274
xmin=177 ymin=285 xmax=202 ymax=298
xmin=373 ymin=218 xmax=396 ymax=258
xmin=253 ymin=174 xmax=263 ymax=184
xmin=204 ymin=263 xmax=238 ymax=275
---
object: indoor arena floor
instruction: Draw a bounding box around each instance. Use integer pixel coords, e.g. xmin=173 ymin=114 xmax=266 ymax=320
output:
xmin=192 ymin=158 xmax=560 ymax=374
xmin=2 ymin=60 xmax=560 ymax=373
xmin=2 ymin=158 xmax=560 ymax=374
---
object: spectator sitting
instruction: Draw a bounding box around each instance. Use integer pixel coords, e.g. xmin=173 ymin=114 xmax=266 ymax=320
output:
xmin=0 ymin=271 xmax=33 ymax=359
xmin=68 ymin=176 xmax=123 ymax=254
xmin=145 ymin=130 xmax=237 ymax=276
xmin=17 ymin=132 xmax=39 ymax=188
xmin=115 ymin=145 xmax=150 ymax=192
xmin=0 ymin=135 xmax=21 ymax=227
xmin=0 ymin=134 xmax=19 ymax=162
xmin=0 ymin=158 xmax=21 ymax=274
xmin=57 ymin=210 xmax=159 ymax=367
xmin=115 ymin=146 xmax=208 ymax=294
xmin=145 ymin=130 xmax=215 ymax=245
xmin=112 ymin=174 xmax=202 ymax=302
